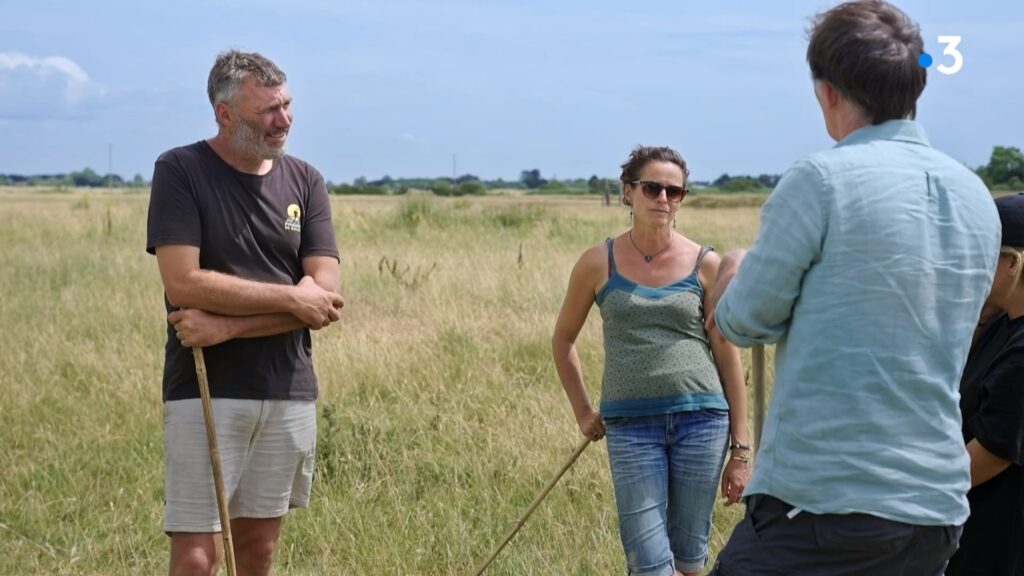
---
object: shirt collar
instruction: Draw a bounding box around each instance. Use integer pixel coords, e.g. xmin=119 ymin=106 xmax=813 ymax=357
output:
xmin=835 ymin=119 xmax=931 ymax=149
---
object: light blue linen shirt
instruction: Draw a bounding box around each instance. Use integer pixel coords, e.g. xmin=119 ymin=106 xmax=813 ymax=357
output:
xmin=716 ymin=120 xmax=1001 ymax=526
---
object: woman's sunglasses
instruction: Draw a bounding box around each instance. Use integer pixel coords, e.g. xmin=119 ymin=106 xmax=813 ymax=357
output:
xmin=631 ymin=180 xmax=688 ymax=203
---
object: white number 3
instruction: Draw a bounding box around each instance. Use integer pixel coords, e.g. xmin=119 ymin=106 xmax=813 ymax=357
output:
xmin=936 ymin=35 xmax=963 ymax=75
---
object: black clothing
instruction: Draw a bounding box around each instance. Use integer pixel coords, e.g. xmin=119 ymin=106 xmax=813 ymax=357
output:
xmin=947 ymin=313 xmax=1024 ymax=576
xmin=146 ymin=141 xmax=338 ymax=402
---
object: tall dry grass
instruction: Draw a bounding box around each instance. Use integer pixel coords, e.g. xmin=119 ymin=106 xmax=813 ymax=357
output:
xmin=0 ymin=190 xmax=770 ymax=575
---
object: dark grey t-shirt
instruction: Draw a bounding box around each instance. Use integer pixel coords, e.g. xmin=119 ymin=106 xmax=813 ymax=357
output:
xmin=146 ymin=141 xmax=339 ymax=402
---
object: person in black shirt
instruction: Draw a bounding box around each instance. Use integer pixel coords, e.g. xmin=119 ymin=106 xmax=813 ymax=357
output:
xmin=147 ymin=50 xmax=343 ymax=576
xmin=947 ymin=193 xmax=1024 ymax=576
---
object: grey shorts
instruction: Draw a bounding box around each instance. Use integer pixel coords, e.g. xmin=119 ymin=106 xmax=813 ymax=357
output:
xmin=163 ymin=398 xmax=316 ymax=533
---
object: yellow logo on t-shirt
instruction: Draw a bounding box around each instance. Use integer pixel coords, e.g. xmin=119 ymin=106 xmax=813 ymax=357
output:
xmin=285 ymin=204 xmax=302 ymax=232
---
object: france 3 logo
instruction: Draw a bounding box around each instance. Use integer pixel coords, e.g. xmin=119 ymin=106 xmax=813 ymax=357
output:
xmin=919 ymin=36 xmax=963 ymax=75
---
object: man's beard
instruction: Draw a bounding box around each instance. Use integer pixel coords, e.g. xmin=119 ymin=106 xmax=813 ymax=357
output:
xmin=231 ymin=117 xmax=287 ymax=160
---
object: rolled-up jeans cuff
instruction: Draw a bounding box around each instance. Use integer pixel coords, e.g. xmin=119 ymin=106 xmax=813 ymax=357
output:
xmin=629 ymin=559 xmax=676 ymax=576
xmin=675 ymin=554 xmax=707 ymax=573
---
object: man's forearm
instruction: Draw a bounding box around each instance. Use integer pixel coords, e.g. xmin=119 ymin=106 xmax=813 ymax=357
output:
xmin=226 ymin=312 xmax=309 ymax=339
xmin=311 ymin=269 xmax=340 ymax=295
xmin=167 ymin=269 xmax=297 ymax=317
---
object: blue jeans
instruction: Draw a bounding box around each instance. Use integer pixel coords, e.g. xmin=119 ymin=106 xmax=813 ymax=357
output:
xmin=605 ymin=410 xmax=730 ymax=575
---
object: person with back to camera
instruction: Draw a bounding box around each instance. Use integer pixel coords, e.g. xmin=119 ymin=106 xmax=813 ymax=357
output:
xmin=147 ymin=50 xmax=343 ymax=576
xmin=552 ymin=146 xmax=751 ymax=576
xmin=946 ymin=193 xmax=1024 ymax=576
xmin=703 ymin=1 xmax=1002 ymax=574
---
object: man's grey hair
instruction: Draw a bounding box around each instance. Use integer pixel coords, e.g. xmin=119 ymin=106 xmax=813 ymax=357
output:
xmin=207 ymin=50 xmax=287 ymax=111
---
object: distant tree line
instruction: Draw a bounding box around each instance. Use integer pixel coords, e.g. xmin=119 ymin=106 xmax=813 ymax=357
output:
xmin=329 ymin=173 xmax=511 ymax=197
xmin=5 ymin=147 xmax=1020 ymax=194
xmin=327 ymin=170 xmax=622 ymax=197
xmin=976 ymin=146 xmax=1024 ymax=191
xmin=708 ymin=173 xmax=781 ymax=192
xmin=329 ymin=171 xmax=639 ymax=197
xmin=325 ymin=168 xmax=783 ymax=196
xmin=0 ymin=168 xmax=148 ymax=188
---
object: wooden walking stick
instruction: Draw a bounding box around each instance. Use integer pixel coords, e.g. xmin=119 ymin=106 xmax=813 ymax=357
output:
xmin=751 ymin=344 xmax=767 ymax=451
xmin=193 ymin=347 xmax=238 ymax=576
xmin=471 ymin=437 xmax=592 ymax=576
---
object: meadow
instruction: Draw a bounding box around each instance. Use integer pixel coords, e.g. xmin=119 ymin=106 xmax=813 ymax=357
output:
xmin=0 ymin=189 xmax=770 ymax=575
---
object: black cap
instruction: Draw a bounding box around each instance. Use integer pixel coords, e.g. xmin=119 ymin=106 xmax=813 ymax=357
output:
xmin=996 ymin=193 xmax=1024 ymax=247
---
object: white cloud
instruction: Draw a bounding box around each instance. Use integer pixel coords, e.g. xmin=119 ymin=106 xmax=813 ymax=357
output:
xmin=0 ymin=53 xmax=88 ymax=81
xmin=0 ymin=52 xmax=104 ymax=112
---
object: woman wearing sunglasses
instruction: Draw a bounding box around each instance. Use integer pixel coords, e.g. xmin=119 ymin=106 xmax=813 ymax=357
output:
xmin=552 ymin=146 xmax=749 ymax=576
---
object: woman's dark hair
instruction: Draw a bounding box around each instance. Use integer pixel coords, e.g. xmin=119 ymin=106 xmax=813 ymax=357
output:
xmin=619 ymin=146 xmax=689 ymax=207
xmin=807 ymin=0 xmax=926 ymax=124
xmin=619 ymin=146 xmax=689 ymax=184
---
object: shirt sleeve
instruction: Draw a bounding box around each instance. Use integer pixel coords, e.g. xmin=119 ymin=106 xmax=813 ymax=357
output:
xmin=716 ymin=159 xmax=828 ymax=346
xmin=299 ymin=167 xmax=339 ymax=260
xmin=146 ymin=154 xmax=201 ymax=254
xmin=966 ymin=347 xmax=1024 ymax=465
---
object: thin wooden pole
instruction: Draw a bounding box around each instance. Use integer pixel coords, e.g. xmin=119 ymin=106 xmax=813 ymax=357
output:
xmin=471 ymin=437 xmax=592 ymax=576
xmin=752 ymin=344 xmax=767 ymax=452
xmin=192 ymin=347 xmax=237 ymax=576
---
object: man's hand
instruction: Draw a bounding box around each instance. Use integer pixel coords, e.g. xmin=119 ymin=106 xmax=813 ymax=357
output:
xmin=291 ymin=276 xmax=345 ymax=329
xmin=169 ymin=309 xmax=234 ymax=348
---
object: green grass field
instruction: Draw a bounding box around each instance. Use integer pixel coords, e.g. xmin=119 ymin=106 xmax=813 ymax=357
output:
xmin=0 ymin=189 xmax=771 ymax=575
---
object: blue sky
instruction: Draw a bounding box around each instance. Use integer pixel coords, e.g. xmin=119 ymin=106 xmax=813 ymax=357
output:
xmin=1 ymin=0 xmax=1021 ymax=183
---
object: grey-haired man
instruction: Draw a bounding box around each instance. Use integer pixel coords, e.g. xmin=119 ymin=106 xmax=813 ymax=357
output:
xmin=147 ymin=50 xmax=343 ymax=575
